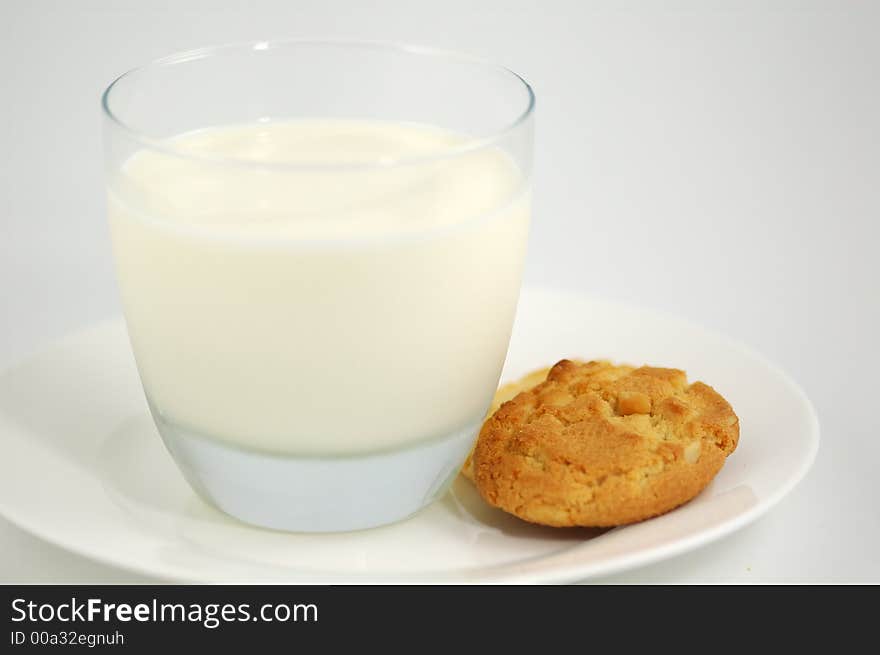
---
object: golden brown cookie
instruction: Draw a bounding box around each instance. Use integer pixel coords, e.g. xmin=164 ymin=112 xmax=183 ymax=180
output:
xmin=472 ymin=359 xmax=739 ymax=527
xmin=460 ymin=367 xmax=552 ymax=481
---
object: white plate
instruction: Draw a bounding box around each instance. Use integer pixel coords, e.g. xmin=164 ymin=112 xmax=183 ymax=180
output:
xmin=0 ymin=287 xmax=818 ymax=583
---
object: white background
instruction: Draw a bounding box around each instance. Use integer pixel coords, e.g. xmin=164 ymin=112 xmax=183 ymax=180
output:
xmin=1 ymin=0 xmax=877 ymax=583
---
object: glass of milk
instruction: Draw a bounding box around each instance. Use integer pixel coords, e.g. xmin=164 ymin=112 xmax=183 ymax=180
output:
xmin=102 ymin=40 xmax=534 ymax=532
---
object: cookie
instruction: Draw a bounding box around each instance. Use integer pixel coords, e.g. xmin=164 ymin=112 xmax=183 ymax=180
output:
xmin=460 ymin=367 xmax=552 ymax=481
xmin=472 ymin=359 xmax=739 ymax=527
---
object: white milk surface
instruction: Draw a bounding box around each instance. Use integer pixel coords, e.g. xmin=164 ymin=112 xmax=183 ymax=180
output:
xmin=108 ymin=120 xmax=529 ymax=456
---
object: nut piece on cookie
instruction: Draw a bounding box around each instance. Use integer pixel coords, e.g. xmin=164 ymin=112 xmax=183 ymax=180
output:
xmin=472 ymin=359 xmax=739 ymax=528
xmin=617 ymin=391 xmax=651 ymax=415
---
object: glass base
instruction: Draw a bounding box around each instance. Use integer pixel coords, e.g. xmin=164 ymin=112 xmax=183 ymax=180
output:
xmin=149 ymin=404 xmax=479 ymax=532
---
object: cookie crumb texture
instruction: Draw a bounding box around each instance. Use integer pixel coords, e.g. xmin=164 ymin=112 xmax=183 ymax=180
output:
xmin=460 ymin=367 xmax=552 ymax=481
xmin=473 ymin=360 xmax=739 ymax=527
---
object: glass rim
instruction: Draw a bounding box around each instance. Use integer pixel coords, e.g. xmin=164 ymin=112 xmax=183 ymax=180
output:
xmin=101 ymin=38 xmax=535 ymax=172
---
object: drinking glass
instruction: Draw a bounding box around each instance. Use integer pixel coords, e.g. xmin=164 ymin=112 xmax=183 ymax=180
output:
xmin=102 ymin=39 xmax=534 ymax=531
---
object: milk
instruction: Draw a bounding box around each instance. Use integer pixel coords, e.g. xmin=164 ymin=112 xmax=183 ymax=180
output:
xmin=107 ymin=120 xmax=529 ymax=456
